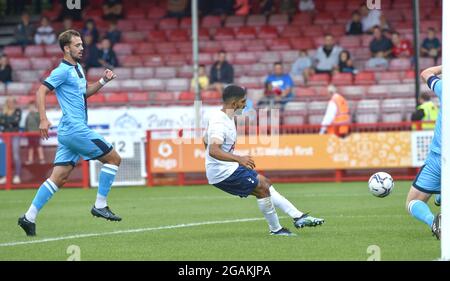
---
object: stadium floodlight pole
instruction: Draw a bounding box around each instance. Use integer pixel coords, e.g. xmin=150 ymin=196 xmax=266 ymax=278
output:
xmin=191 ymin=0 xmax=201 ymax=137
xmin=412 ymin=0 xmax=420 ymax=105
xmin=441 ymin=0 xmax=450 ymax=261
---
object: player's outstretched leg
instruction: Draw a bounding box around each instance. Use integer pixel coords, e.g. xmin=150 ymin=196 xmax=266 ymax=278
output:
xmin=406 ymin=186 xmax=440 ymax=239
xmin=91 ymin=149 xmax=122 ymax=221
xmin=18 ymin=165 xmax=73 ymax=236
xmin=258 ymin=175 xmax=324 ymax=229
xmin=252 ymin=182 xmax=295 ymax=236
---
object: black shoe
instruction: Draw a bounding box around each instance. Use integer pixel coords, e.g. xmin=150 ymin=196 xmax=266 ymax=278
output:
xmin=18 ymin=215 xmax=36 ymax=236
xmin=431 ymin=213 xmax=441 ymax=240
xmin=91 ymin=206 xmax=122 ymax=221
xmin=270 ymin=227 xmax=297 ymax=236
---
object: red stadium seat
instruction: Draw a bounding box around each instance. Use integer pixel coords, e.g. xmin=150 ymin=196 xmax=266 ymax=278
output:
xmin=356 ymin=99 xmax=380 ymax=114
xmin=179 ymin=91 xmax=195 ymax=101
xmin=201 ymin=16 xmax=222 ymax=28
xmin=117 ymin=20 xmax=135 ymax=32
xmin=290 ymin=38 xmax=314 ymax=50
xmin=147 ymin=6 xmax=166 ymax=19
xmin=167 ymin=29 xmax=189 ymax=42
xmin=177 ymin=65 xmax=194 ymax=78
xmin=164 ymin=54 xmax=186 ymax=66
xmin=213 ymin=28 xmax=235 ymax=41
xmin=236 ymin=76 xmax=262 ymax=89
xmin=307 ymin=74 xmax=330 ymax=86
xmin=259 ymin=52 xmax=281 ymax=64
xmin=402 ymin=70 xmax=415 ymax=83
xmin=291 ymin=13 xmax=313 ymax=26
xmin=44 ymin=44 xmax=61 ymax=57
xmin=199 ymin=41 xmax=221 ymax=53
xmin=134 ymin=43 xmax=155 ymax=55
xmin=280 ymin=50 xmax=299 ymax=64
xmin=201 ymin=90 xmax=221 ymax=101
xmin=224 ymin=16 xmax=246 ymax=28
xmin=175 ymin=41 xmax=193 ymax=53
xmin=152 ymin=92 xmax=177 ymax=103
xmin=302 ymin=26 xmax=324 ymax=37
xmin=3 ymin=46 xmax=23 ymax=57
xmin=14 ymin=70 xmax=45 ymax=82
xmin=366 ymin=85 xmax=389 ymax=99
xmin=88 ymin=94 xmax=106 ymax=105
xmin=233 ymin=52 xmax=258 ymax=65
xmin=133 ymin=67 xmax=154 ymax=79
xmin=128 ymin=92 xmax=150 ymax=103
xmin=179 ymin=17 xmax=192 ymax=29
xmin=112 ymin=68 xmax=133 ymax=80
xmin=221 ymin=40 xmax=245 ymax=52
xmin=295 ymin=87 xmax=316 ymax=98
xmin=339 ymin=36 xmax=361 ymax=49
xmin=46 ymin=93 xmax=58 ymax=107
xmin=235 ymin=26 xmax=257 ymax=40
xmin=257 ymin=26 xmax=279 ymax=39
xmin=154 ymin=42 xmax=177 ymax=54
xmin=158 ymin=18 xmax=179 ymax=30
xmin=121 ymin=56 xmax=143 ymax=67
xmin=126 ymin=9 xmax=146 ymax=20
xmin=147 ymin=30 xmax=167 ymax=42
xmin=248 ymin=64 xmax=269 ymax=77
xmin=142 ymin=79 xmax=165 ymax=91
xmin=166 ymin=78 xmax=189 ymax=92
xmin=30 ymin=58 xmax=53 ymax=70
xmin=331 ymin=73 xmax=353 ymax=86
xmin=354 ymin=72 xmax=375 ymax=85
xmin=280 ymin=26 xmax=302 ymax=38
xmin=122 ymin=31 xmax=145 ymax=43
xmin=142 ymin=54 xmax=164 ymax=67
xmin=246 ymin=15 xmax=266 ymax=27
xmin=388 ymin=83 xmax=415 ymax=98
xmin=328 ymin=25 xmax=346 ymax=37
xmin=267 ymin=38 xmax=291 ymax=51
xmin=376 ymin=71 xmax=402 ymax=84
xmin=338 ymin=85 xmax=366 ymax=100
xmin=356 ymin=113 xmax=379 ymax=124
xmin=133 ymin=19 xmax=157 ymax=31
xmin=245 ymin=40 xmax=268 ymax=51
xmin=197 ymin=28 xmax=211 ymax=41
xmin=119 ymin=80 xmax=143 ymax=91
xmin=24 ymin=45 xmax=44 ymax=57
xmin=268 ymin=14 xmax=289 ymax=26
xmin=154 ymin=67 xmax=177 ymax=78
xmin=113 ymin=43 xmax=133 ymax=56
xmin=6 ymin=82 xmax=32 ymax=95
xmin=197 ymin=53 xmax=214 ymax=65
xmin=106 ymin=93 xmax=129 ymax=104
xmin=314 ymin=13 xmax=335 ymax=25
xmin=389 ymin=58 xmax=412 ymax=71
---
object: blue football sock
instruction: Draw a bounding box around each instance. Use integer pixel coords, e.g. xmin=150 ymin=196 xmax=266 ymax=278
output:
xmin=26 ymin=179 xmax=59 ymax=222
xmin=95 ymin=164 xmax=118 ymax=208
xmin=408 ymin=200 xmax=434 ymax=228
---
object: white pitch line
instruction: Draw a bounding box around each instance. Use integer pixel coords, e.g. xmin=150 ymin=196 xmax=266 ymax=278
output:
xmin=0 ymin=217 xmax=267 ymax=247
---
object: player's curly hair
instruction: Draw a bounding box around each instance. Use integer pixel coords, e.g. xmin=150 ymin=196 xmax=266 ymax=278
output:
xmin=222 ymin=84 xmax=246 ymax=102
xmin=58 ymin=29 xmax=81 ymax=51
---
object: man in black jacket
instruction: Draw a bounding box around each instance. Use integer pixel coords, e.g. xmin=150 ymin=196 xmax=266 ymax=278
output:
xmin=210 ymin=50 xmax=234 ymax=94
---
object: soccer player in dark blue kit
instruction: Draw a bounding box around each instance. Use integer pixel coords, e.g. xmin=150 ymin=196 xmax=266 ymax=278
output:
xmin=18 ymin=30 xmax=122 ymax=236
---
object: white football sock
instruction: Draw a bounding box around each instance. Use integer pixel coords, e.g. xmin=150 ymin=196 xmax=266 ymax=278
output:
xmin=269 ymin=186 xmax=303 ymax=219
xmin=95 ymin=194 xmax=107 ymax=209
xmin=256 ymin=197 xmax=282 ymax=232
xmin=25 ymin=205 xmax=38 ymax=223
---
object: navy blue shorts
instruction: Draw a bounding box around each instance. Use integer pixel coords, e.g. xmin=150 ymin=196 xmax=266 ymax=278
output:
xmin=213 ymin=166 xmax=259 ymax=198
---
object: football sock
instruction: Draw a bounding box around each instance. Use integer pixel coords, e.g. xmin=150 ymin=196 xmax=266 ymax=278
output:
xmin=257 ymin=197 xmax=282 ymax=232
xmin=95 ymin=164 xmax=118 ymax=208
xmin=26 ymin=179 xmax=59 ymax=222
xmin=408 ymin=199 xmax=434 ymax=228
xmin=269 ymin=186 xmax=303 ymax=219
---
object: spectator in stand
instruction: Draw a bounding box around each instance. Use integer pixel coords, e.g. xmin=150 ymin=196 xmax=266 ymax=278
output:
xmin=14 ymin=11 xmax=35 ymax=47
xmin=210 ymin=0 xmax=234 ymax=16
xmin=391 ymin=31 xmax=413 ymax=58
xmin=309 ymin=34 xmax=342 ymax=76
xmin=34 ymin=16 xmax=56 ymax=45
xmin=280 ymin=0 xmax=296 ymax=15
xmin=25 ymin=101 xmax=45 ymax=165
xmin=365 ymin=51 xmax=389 ymax=70
xmin=191 ymin=65 xmax=210 ymax=92
xmin=57 ymin=0 xmax=86 ymax=21
xmin=359 ymin=4 xmax=382 ymax=33
xmin=81 ymin=34 xmax=101 ymax=71
xmin=103 ymin=0 xmax=123 ymax=21
xmin=290 ymin=49 xmax=312 ymax=82
xmin=258 ymin=62 xmax=294 ymax=108
xmin=411 ymin=92 xmax=438 ymax=131
xmin=336 ymin=50 xmax=356 ymax=74
xmin=210 ymin=50 xmax=234 ymax=94
xmin=421 ymin=27 xmax=441 ymax=63
xmin=57 ymin=16 xmax=73 ymax=36
xmin=369 ymin=26 xmax=393 ymax=58
xmin=298 ymin=0 xmax=315 ymax=13
xmin=97 ymin=38 xmax=119 ymax=69
xmin=319 ymin=84 xmax=350 ymax=138
xmin=0 ymin=97 xmax=22 ymax=184
xmin=0 ymin=55 xmax=13 ymax=85
xmin=167 ymin=0 xmax=188 ymax=18
xmin=234 ymin=0 xmax=250 ymax=16
xmin=105 ymin=20 xmax=121 ymax=45
xmin=82 ymin=19 xmax=100 ymax=45
xmin=346 ymin=11 xmax=363 ymax=35
xmin=258 ymin=0 xmax=274 ymax=15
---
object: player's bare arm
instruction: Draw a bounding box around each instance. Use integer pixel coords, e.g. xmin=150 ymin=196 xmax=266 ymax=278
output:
xmin=86 ymin=69 xmax=117 ymax=97
xmin=209 ymin=137 xmax=255 ymax=169
xmin=421 ymin=65 xmax=442 ymax=82
xmin=36 ymin=84 xmax=52 ymax=140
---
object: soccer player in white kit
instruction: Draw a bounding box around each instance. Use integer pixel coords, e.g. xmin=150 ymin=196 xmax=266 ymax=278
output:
xmin=204 ymin=85 xmax=324 ymax=236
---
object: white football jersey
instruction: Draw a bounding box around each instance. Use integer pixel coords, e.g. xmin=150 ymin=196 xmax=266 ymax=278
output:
xmin=205 ymin=110 xmax=239 ymax=184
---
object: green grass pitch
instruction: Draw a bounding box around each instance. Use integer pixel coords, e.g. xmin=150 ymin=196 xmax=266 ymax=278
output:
xmin=0 ymin=181 xmax=441 ymax=260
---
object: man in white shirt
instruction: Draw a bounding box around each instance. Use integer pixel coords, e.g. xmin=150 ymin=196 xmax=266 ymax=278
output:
xmin=204 ymin=85 xmax=324 ymax=236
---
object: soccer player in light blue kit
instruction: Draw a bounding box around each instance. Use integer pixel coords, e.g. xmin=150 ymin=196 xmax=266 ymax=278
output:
xmin=18 ymin=30 xmax=122 ymax=236
xmin=406 ymin=65 xmax=442 ymax=240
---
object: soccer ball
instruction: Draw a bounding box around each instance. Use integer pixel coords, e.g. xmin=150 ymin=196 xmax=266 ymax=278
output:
xmin=368 ymin=172 xmax=394 ymax=198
